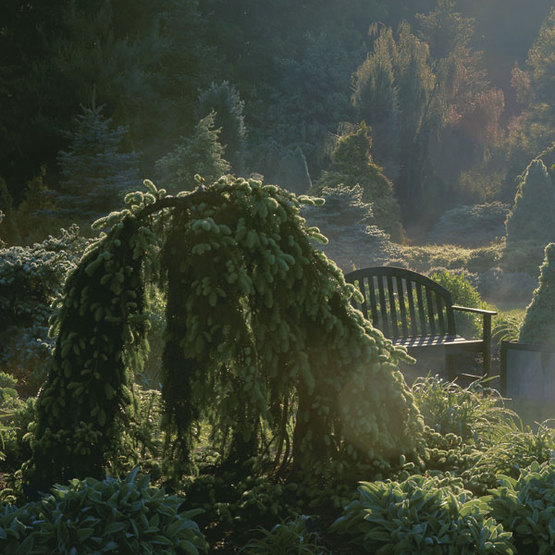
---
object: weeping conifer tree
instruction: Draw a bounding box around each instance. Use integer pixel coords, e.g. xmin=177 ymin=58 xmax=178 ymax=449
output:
xmin=24 ymin=176 xmax=423 ymax=489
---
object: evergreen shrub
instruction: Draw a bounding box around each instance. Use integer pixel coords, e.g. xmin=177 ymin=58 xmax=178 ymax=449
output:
xmin=0 ymin=226 xmax=87 ymax=388
xmin=519 ymin=242 xmax=555 ymax=347
xmin=503 ymin=159 xmax=555 ymax=274
xmin=0 ymin=373 xmax=35 ymax=473
xmin=302 ymin=184 xmax=401 ymax=271
xmin=155 ymin=112 xmax=230 ymax=192
xmin=314 ymin=124 xmax=403 ymax=241
xmin=391 ymin=244 xmax=473 ymax=274
xmin=197 ymin=81 xmax=246 ymax=173
xmin=54 ymin=105 xmax=140 ymax=221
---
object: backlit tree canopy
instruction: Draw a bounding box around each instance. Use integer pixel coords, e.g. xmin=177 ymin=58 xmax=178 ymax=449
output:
xmin=24 ymin=176 xmax=423 ymax=488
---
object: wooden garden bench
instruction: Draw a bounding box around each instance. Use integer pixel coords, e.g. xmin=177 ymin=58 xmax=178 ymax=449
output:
xmin=344 ymin=266 xmax=497 ymax=376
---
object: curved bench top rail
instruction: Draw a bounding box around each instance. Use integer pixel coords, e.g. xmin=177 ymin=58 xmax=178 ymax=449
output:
xmin=345 ymin=266 xmax=454 ymax=305
xmin=344 ymin=266 xmax=456 ymax=338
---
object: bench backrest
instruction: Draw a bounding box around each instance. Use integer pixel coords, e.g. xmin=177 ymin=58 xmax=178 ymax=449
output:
xmin=344 ymin=266 xmax=456 ymax=338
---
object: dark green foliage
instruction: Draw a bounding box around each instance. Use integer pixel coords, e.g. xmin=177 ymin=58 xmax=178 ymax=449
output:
xmin=503 ymin=159 xmax=555 ymax=274
xmin=465 ymin=245 xmax=502 ymax=274
xmin=519 ymin=242 xmax=555 ymax=347
xmin=154 ymin=113 xmax=231 ymax=193
xmin=249 ymin=29 xmax=362 ymax=181
xmin=301 ymin=184 xmax=400 ymax=271
xmin=0 ymin=397 xmax=35 ymax=475
xmin=0 ymin=372 xmax=36 ymax=474
xmin=0 ymin=468 xmax=208 ymax=554
xmin=527 ymin=7 xmax=555 ymax=109
xmin=184 ymin=473 xmax=304 ymax=549
xmin=25 ymin=215 xmax=150 ymax=487
xmin=488 ymin=460 xmax=555 ymax=554
xmin=54 ymin=104 xmax=140 ymax=221
xmin=428 ymin=202 xmax=509 ymax=247
xmin=314 ymin=124 xmax=403 ymax=241
xmin=331 ymin=474 xmax=514 ymax=553
xmin=0 ymin=0 xmax=218 ymax=194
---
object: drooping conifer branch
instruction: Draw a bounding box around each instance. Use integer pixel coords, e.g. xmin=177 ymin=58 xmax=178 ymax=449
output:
xmin=25 ymin=176 xmax=423 ymax=490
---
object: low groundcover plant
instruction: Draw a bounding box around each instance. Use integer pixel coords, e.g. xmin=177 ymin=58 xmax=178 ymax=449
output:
xmin=0 ymin=468 xmax=207 ymax=554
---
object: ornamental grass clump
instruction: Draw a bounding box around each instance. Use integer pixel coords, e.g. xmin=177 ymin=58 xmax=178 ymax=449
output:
xmin=411 ymin=375 xmax=516 ymax=445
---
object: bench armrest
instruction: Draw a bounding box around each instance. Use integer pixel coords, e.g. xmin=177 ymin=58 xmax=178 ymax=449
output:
xmin=451 ymin=305 xmax=496 ymax=376
xmin=451 ymin=305 xmax=497 ymax=316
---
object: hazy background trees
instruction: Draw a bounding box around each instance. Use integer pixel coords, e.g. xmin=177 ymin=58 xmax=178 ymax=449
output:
xmin=1 ymin=0 xmax=554 ymax=244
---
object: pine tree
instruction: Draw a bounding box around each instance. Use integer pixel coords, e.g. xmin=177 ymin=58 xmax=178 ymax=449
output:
xmin=302 ymin=183 xmax=399 ymax=270
xmin=154 ymin=112 xmax=231 ymax=192
xmin=352 ymin=26 xmax=401 ymax=180
xmin=55 ymin=104 xmax=140 ymax=221
xmin=197 ymin=81 xmax=246 ymax=174
xmin=314 ymin=124 xmax=403 ymax=242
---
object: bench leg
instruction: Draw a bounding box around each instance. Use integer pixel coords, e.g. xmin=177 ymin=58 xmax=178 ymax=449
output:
xmin=483 ymin=313 xmax=493 ymax=377
xmin=447 ymin=353 xmax=457 ymax=380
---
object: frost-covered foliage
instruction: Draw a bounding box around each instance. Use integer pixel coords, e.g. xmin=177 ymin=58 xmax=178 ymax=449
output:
xmin=331 ymin=474 xmax=514 ymax=554
xmin=53 ymin=105 xmax=140 ymax=221
xmin=0 ymin=469 xmax=207 ymax=554
xmin=155 ymin=112 xmax=231 ymax=192
xmin=428 ymin=202 xmax=509 ymax=247
xmin=519 ymin=242 xmax=555 ymax=347
xmin=302 ymin=184 xmax=401 ymax=271
xmin=503 ymin=159 xmax=555 ymax=273
xmin=488 ymin=460 xmax=555 ymax=554
xmin=0 ymin=225 xmax=87 ymax=385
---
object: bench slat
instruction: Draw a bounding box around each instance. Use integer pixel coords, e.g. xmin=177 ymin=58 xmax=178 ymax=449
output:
xmin=415 ymin=282 xmax=427 ymax=335
xmin=386 ymin=274 xmax=399 ymax=338
xmin=406 ymin=280 xmax=418 ymax=336
xmin=397 ymin=277 xmax=409 ymax=337
xmin=435 ymin=291 xmax=446 ymax=334
xmin=368 ymin=275 xmax=379 ymax=328
xmin=377 ymin=275 xmax=389 ymax=337
xmin=425 ymin=286 xmax=436 ymax=334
